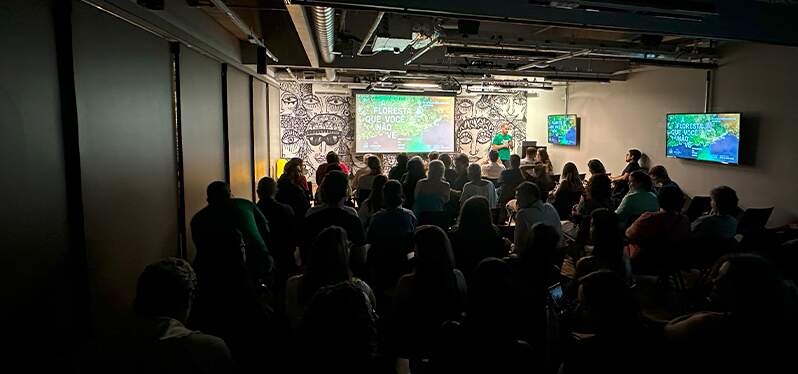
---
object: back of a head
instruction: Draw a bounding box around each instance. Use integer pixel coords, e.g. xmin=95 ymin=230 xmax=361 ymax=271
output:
xmin=301 ymin=281 xmax=377 ymax=372
xmin=382 ymin=180 xmax=404 ymax=208
xmin=629 ymin=149 xmax=642 ymax=162
xmin=588 ymin=174 xmax=612 ymax=201
xmin=516 ymin=181 xmax=541 ymax=208
xmin=712 ymin=253 xmax=785 ymax=319
xmin=367 ymin=156 xmax=381 ymax=174
xmin=467 ymin=163 xmax=482 ymax=180
xmin=578 ymin=270 xmax=640 ymax=333
xmin=407 ymin=157 xmax=426 ymax=179
xmin=456 ymin=196 xmax=493 ymax=232
xmin=658 ymin=185 xmax=684 ymax=213
xmin=257 ymin=177 xmax=277 ymax=199
xmin=206 ymin=181 xmax=231 ymax=204
xmin=439 ymin=153 xmax=452 ymax=168
xmin=135 ymin=258 xmax=197 ymax=321
xmin=590 ymin=209 xmax=623 ymax=260
xmin=428 ymin=160 xmax=445 ymax=180
xmin=455 ymin=153 xmax=470 ymax=169
xmin=538 ymin=149 xmax=550 ymax=163
xmin=305 ymin=226 xmax=351 ymax=300
xmin=413 ymin=225 xmax=455 ymax=281
xmin=562 ymin=162 xmax=580 ymax=186
xmin=629 ymin=170 xmax=652 ymax=192
xmin=468 ymin=258 xmax=517 ymax=326
xmin=510 ymin=154 xmax=521 ymax=169
xmin=711 ymin=185 xmax=739 ymax=215
xmin=522 ymin=223 xmax=561 ymax=262
xmin=587 ymin=159 xmax=606 ymax=175
xmin=428 ymin=152 xmax=439 ymax=161
xmin=526 ymin=147 xmax=537 ymax=159
xmin=321 ymin=170 xmax=349 ymax=205
xmin=489 ymin=149 xmax=500 ymax=163
xmin=396 ymin=153 xmax=409 ymax=167
xmin=367 ymin=175 xmax=388 ymax=210
xmin=326 ymin=151 xmax=340 ymax=164
xmin=649 ymin=165 xmax=668 ymax=181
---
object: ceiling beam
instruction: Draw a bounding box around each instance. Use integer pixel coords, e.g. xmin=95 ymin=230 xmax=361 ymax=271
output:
xmin=286 ymin=4 xmax=320 ymax=67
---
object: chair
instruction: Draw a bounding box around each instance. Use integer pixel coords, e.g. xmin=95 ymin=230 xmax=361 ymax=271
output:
xmin=684 ymin=196 xmax=711 ymax=222
xmin=737 ymin=207 xmax=774 ymax=234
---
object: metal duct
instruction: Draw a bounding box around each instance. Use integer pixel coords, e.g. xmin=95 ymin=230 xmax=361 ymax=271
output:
xmin=310 ymin=6 xmax=336 ymax=64
xmin=357 ymin=12 xmax=386 ymax=56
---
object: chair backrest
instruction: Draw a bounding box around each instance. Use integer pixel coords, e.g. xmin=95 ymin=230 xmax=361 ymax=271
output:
xmin=684 ymin=196 xmax=712 ymax=222
xmin=737 ymin=207 xmax=774 ymax=234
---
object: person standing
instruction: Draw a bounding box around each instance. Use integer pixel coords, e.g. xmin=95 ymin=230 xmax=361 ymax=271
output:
xmin=491 ymin=122 xmax=514 ymax=169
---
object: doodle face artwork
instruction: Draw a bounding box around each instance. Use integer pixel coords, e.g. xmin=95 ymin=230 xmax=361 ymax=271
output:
xmin=455 ymin=93 xmax=527 ymax=162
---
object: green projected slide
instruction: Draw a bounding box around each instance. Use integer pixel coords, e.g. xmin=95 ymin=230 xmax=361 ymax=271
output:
xmin=548 ymin=114 xmax=578 ymax=145
xmin=666 ymin=113 xmax=740 ymax=165
xmin=355 ymin=94 xmax=455 ymax=153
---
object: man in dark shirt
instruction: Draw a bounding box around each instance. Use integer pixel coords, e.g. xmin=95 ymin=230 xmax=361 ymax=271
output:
xmin=611 ymin=149 xmax=642 ymax=199
xmin=498 ymin=154 xmax=525 ymax=205
xmin=439 ymin=153 xmax=458 ymax=183
xmin=451 ymin=153 xmax=470 ymax=191
xmin=191 ymin=181 xmax=273 ymax=284
xmin=649 ymin=165 xmax=681 ymax=196
xmin=389 ymin=153 xmax=409 ymax=181
xmin=256 ymin=177 xmax=297 ymax=276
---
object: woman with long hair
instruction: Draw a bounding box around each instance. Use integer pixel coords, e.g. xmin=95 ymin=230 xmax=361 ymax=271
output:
xmin=449 ymin=196 xmax=509 ymax=278
xmin=276 ymin=160 xmax=311 ymax=219
xmin=536 ymin=148 xmax=554 ymax=175
xmin=354 ymin=155 xmax=383 ymax=205
xmin=552 ymin=162 xmax=585 ymax=219
xmin=402 ymin=156 xmax=427 ymax=209
xmin=358 ymin=175 xmax=388 ymax=228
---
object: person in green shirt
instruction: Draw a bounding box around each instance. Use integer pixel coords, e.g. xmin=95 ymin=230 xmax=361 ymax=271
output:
xmin=491 ymin=122 xmax=514 ymax=168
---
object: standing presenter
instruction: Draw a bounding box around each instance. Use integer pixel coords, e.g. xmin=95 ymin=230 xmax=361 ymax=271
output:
xmin=491 ymin=122 xmax=514 ymax=169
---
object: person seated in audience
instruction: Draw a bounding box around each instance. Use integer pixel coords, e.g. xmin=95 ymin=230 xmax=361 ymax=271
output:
xmin=368 ymin=181 xmax=418 ymax=245
xmin=413 ymin=160 xmax=451 ymax=218
xmin=131 ymin=258 xmax=233 ymax=373
xmin=587 ymin=158 xmax=607 ymax=178
xmin=514 ymin=182 xmax=562 ymax=252
xmin=257 ymin=177 xmax=297 ymax=278
xmin=461 ymin=163 xmax=498 ymax=209
xmin=428 ymin=151 xmax=440 ymax=162
xmin=498 ymin=154 xmax=525 ymax=208
xmin=358 ymin=175 xmax=387 ymax=228
xmin=451 ymin=153 xmax=471 ymax=191
xmin=192 ymin=181 xmax=273 ymax=284
xmin=570 ymin=209 xmax=630 ymax=292
xmin=649 ymin=165 xmax=680 ymax=195
xmin=353 ymin=155 xmax=382 ymax=205
xmin=276 ymin=160 xmax=311 ymax=219
xmin=286 ymin=226 xmax=375 ymax=329
xmin=287 ymin=157 xmax=310 ymax=193
xmin=561 ymin=270 xmax=657 ymax=374
xmin=527 ymin=164 xmax=556 ymax=199
xmin=390 ymin=226 xmax=467 ymax=373
xmin=535 ymin=148 xmax=554 ymax=175
xmin=449 ymin=196 xmax=509 ymax=280
xmin=315 ymin=151 xmax=350 ymax=186
xmin=389 ymin=153 xmax=409 ymax=181
xmin=573 ymin=173 xmax=613 ymax=222
xmin=299 ymin=281 xmax=378 ymax=374
xmin=439 ymin=153 xmax=458 ymax=183
xmin=610 ymin=149 xmax=642 ymax=197
xmin=521 ymin=146 xmax=537 ymax=166
xmin=402 ymin=156 xmax=426 ymax=209
xmin=691 ymin=186 xmax=742 ymax=241
xmin=664 ymin=254 xmax=794 ymax=373
xmin=615 ymin=171 xmax=659 ymax=227
xmin=625 ymin=185 xmax=690 ymax=273
xmin=426 ymin=258 xmax=534 ymax=374
xmin=302 ymin=171 xmax=366 ymax=267
xmin=551 ymin=162 xmax=585 ymax=220
xmin=481 ymin=149 xmax=506 ymax=180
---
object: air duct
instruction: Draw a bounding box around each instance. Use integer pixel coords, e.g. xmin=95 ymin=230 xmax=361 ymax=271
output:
xmin=310 ymin=6 xmax=336 ymax=64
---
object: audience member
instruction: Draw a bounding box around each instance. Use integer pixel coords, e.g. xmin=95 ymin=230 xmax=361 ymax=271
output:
xmin=286 ymin=226 xmax=375 ymax=328
xmin=498 ymin=154 xmax=525 ymax=207
xmin=413 ymin=160 xmax=451 ymax=217
xmin=521 ymin=147 xmax=537 ymax=166
xmin=461 ymin=163 xmax=498 ymax=209
xmin=358 ymin=175 xmax=387 ymax=228
xmin=256 ymin=177 xmax=297 ymax=276
xmin=551 ymin=162 xmax=585 ymax=220
xmin=514 ymin=182 xmax=562 ymax=252
xmin=571 ymin=209 xmax=630 ymax=288
xmin=428 ymin=151 xmax=440 ymax=162
xmin=191 ymin=181 xmax=273 ymax=283
xmin=389 ymin=153 xmax=409 ymax=181
xmin=615 ymin=171 xmax=659 ymax=227
xmin=528 ymin=164 xmax=556 ymax=198
xmin=439 ymin=153 xmax=458 ymax=183
xmin=449 ymin=196 xmax=509 ymax=278
xmin=610 ymin=149 xmax=641 ymax=197
xmin=315 ymin=151 xmax=349 ymax=186
xmin=574 ymin=174 xmax=612 ymax=221
xmin=625 ymin=185 xmax=690 ymax=273
xmin=402 ymin=156 xmax=426 ymax=209
xmin=276 ymin=161 xmax=311 ymax=219
xmin=287 ymin=158 xmax=310 ymax=194
xmin=451 ymin=153 xmax=471 ymax=190
xmin=536 ymin=148 xmax=554 ymax=175
xmin=299 ymin=281 xmax=378 ymax=374
xmin=649 ymin=165 xmax=680 ymax=195
xmin=132 ymin=258 xmax=233 ymax=374
xmin=481 ymin=149 xmax=506 ymax=180
xmin=390 ymin=226 xmax=467 ymax=371
xmin=587 ymin=158 xmax=607 ymax=177
xmin=354 ymin=155 xmax=382 ymax=205
xmin=691 ymin=186 xmax=741 ymax=240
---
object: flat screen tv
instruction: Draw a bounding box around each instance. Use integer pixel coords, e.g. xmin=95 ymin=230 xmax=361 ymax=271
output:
xmin=666 ymin=113 xmax=741 ymax=165
xmin=354 ymin=93 xmax=455 ymax=153
xmin=548 ymin=114 xmax=578 ymax=145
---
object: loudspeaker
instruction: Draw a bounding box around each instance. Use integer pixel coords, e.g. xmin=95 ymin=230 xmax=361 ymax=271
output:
xmin=137 ymin=0 xmax=164 ymax=10
xmin=457 ymin=20 xmax=480 ymax=35
xmin=257 ymin=46 xmax=267 ymax=74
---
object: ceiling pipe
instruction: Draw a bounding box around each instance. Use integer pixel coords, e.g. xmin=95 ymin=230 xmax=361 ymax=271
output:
xmin=357 ymin=11 xmax=386 ymax=56
xmin=285 ymin=67 xmax=298 ymax=80
xmin=325 ymin=68 xmax=337 ymax=81
xmin=207 ymin=0 xmax=278 ymax=62
xmin=404 ymin=38 xmax=441 ymax=65
xmin=310 ymin=6 xmax=336 ymax=63
xmin=516 ymin=49 xmax=593 ymax=71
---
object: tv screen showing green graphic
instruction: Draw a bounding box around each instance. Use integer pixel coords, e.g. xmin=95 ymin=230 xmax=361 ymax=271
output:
xmin=666 ymin=113 xmax=741 ymax=165
xmin=355 ymin=94 xmax=455 ymax=153
xmin=548 ymin=114 xmax=578 ymax=145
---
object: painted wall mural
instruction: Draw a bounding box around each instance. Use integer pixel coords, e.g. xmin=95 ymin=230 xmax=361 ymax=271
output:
xmin=279 ymin=83 xmax=527 ymax=180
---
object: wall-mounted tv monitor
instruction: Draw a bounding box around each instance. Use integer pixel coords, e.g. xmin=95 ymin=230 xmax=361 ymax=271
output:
xmin=666 ymin=113 xmax=741 ymax=165
xmin=355 ymin=93 xmax=455 ymax=153
xmin=548 ymin=114 xmax=578 ymax=145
